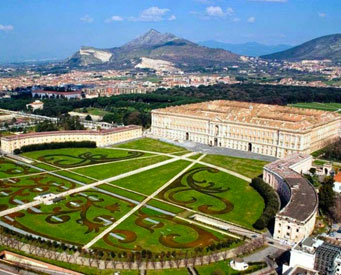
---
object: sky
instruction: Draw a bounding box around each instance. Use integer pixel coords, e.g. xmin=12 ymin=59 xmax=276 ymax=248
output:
xmin=0 ymin=0 xmax=340 ymax=62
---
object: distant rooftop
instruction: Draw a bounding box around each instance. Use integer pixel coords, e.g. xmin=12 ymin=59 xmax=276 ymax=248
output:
xmin=153 ymin=100 xmax=340 ymax=131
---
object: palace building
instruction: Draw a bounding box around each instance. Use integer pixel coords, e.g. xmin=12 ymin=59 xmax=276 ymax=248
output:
xmin=0 ymin=125 xmax=142 ymax=154
xmin=150 ymin=100 xmax=341 ymax=158
xmin=263 ymin=154 xmax=318 ymax=244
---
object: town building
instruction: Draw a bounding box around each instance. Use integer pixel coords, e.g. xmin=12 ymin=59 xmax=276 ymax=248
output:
xmin=32 ymin=90 xmax=82 ymax=99
xmin=150 ymin=100 xmax=341 ymax=158
xmin=263 ymin=154 xmax=318 ymax=244
xmin=284 ymin=237 xmax=341 ymax=275
xmin=0 ymin=125 xmax=142 ymax=154
xmin=26 ymin=100 xmax=44 ymax=111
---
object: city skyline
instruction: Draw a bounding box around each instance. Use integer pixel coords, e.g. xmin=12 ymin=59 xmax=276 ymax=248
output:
xmin=0 ymin=0 xmax=340 ymax=62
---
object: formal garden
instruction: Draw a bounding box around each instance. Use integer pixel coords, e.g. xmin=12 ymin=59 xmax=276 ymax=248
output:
xmin=0 ymin=138 xmax=272 ymax=274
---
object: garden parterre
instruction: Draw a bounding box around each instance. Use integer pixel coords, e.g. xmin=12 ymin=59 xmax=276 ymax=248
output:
xmin=0 ymin=138 xmax=266 ymax=254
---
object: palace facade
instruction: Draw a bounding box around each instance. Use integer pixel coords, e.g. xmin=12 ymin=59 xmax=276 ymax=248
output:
xmin=0 ymin=125 xmax=142 ymax=154
xmin=263 ymin=154 xmax=318 ymax=244
xmin=151 ymin=100 xmax=341 ymax=158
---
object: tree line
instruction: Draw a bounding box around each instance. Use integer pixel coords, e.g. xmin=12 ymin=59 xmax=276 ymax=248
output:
xmin=2 ymin=83 xmax=341 ymax=128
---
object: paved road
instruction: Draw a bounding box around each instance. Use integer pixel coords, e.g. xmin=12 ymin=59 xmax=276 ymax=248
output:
xmin=155 ymin=138 xmax=277 ymax=162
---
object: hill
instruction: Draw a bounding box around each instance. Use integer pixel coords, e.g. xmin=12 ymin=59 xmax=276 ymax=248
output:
xmin=198 ymin=41 xmax=292 ymax=57
xmin=65 ymin=29 xmax=242 ymax=70
xmin=261 ymin=34 xmax=341 ymax=62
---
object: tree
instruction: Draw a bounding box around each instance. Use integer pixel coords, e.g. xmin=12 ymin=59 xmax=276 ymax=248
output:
xmin=319 ymin=177 xmax=336 ymax=213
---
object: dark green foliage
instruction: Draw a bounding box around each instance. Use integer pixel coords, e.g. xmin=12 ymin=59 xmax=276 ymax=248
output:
xmin=85 ymin=114 xmax=92 ymax=121
xmin=17 ymin=141 xmax=96 ymax=154
xmin=319 ymin=176 xmax=336 ymax=213
xmin=35 ymin=120 xmax=58 ymax=132
xmin=250 ymin=177 xmax=280 ymax=230
xmin=321 ymin=139 xmax=341 ymax=161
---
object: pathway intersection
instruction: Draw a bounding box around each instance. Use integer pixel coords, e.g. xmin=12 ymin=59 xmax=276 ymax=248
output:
xmin=0 ymin=143 xmax=284 ymax=257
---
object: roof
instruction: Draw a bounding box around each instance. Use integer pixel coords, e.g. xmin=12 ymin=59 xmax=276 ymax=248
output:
xmin=1 ymin=125 xmax=141 ymax=141
xmin=265 ymin=154 xmax=318 ymax=222
xmin=153 ymin=100 xmax=340 ymax=131
xmin=334 ymin=172 xmax=341 ymax=183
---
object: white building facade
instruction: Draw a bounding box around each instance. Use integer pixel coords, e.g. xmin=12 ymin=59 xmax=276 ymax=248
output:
xmin=151 ymin=100 xmax=341 ymax=158
xmin=263 ymin=154 xmax=318 ymax=244
xmin=0 ymin=125 xmax=142 ymax=154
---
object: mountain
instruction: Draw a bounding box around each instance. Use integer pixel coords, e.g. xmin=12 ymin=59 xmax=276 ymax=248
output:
xmin=261 ymin=34 xmax=341 ymax=62
xmin=198 ymin=41 xmax=292 ymax=57
xmin=66 ymin=29 xmax=242 ymax=69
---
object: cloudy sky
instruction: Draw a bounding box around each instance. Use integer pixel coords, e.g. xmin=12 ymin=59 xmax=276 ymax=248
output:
xmin=0 ymin=0 xmax=340 ymax=62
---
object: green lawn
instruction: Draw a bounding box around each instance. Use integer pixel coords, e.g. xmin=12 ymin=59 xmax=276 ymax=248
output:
xmin=116 ymin=138 xmax=188 ymax=154
xmin=195 ymin=260 xmax=267 ymax=274
xmin=202 ymin=154 xmax=268 ymax=178
xmin=10 ymin=189 xmax=136 ymax=247
xmin=22 ymin=148 xmax=150 ymax=168
xmin=73 ymin=155 xmax=169 ymax=180
xmin=99 ymin=183 xmax=146 ymax=202
xmin=0 ymin=158 xmax=39 ymax=179
xmin=93 ymin=206 xmax=234 ymax=253
xmin=107 ymin=160 xmax=190 ymax=195
xmin=0 ymin=174 xmax=81 ymax=210
xmin=158 ymin=164 xmax=265 ymax=229
xmin=33 ymin=162 xmax=59 ymax=171
xmin=147 ymin=199 xmax=186 ymax=215
xmin=55 ymin=170 xmax=95 ymax=184
xmin=288 ymin=102 xmax=341 ymax=113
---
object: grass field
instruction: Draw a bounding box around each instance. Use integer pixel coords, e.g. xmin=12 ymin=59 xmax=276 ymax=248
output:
xmin=115 ymin=138 xmax=188 ymax=154
xmin=9 ymin=189 xmax=136 ymax=246
xmin=0 ymin=173 xmax=81 ymax=210
xmin=93 ymin=205 xmax=235 ymax=253
xmin=0 ymin=141 xmax=268 ymax=257
xmin=23 ymin=148 xmax=150 ymax=168
xmin=202 ymin=154 xmax=268 ymax=178
xmin=289 ymin=102 xmax=341 ymax=113
xmin=158 ymin=164 xmax=264 ymax=229
xmin=73 ymin=155 xmax=169 ymax=180
xmin=0 ymin=158 xmax=39 ymax=179
xmin=195 ymin=260 xmax=267 ymax=274
xmin=107 ymin=160 xmax=190 ymax=195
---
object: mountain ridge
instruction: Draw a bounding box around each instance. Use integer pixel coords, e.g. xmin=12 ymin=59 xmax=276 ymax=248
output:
xmin=198 ymin=40 xmax=292 ymax=57
xmin=261 ymin=34 xmax=341 ymax=62
xmin=66 ymin=29 xmax=242 ymax=69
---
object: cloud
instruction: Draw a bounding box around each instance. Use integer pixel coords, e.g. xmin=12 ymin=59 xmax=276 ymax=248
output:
xmin=205 ymin=6 xmax=234 ymax=17
xmin=106 ymin=16 xmax=124 ymax=23
xmin=168 ymin=15 xmax=176 ymax=21
xmin=131 ymin=6 xmax=170 ymax=22
xmin=206 ymin=6 xmax=225 ymax=17
xmin=226 ymin=7 xmax=234 ymax=16
xmin=80 ymin=15 xmax=93 ymax=23
xmin=318 ymin=12 xmax=326 ymax=18
xmin=0 ymin=24 xmax=13 ymax=31
xmin=247 ymin=16 xmax=256 ymax=23
xmin=232 ymin=17 xmax=241 ymax=22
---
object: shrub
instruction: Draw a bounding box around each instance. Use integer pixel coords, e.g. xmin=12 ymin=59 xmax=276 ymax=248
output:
xmin=16 ymin=141 xmax=96 ymax=154
xmin=251 ymin=177 xmax=280 ymax=230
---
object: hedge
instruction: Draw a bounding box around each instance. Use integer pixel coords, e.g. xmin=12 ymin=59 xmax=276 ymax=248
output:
xmin=251 ymin=177 xmax=280 ymax=230
xmin=14 ymin=141 xmax=96 ymax=154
